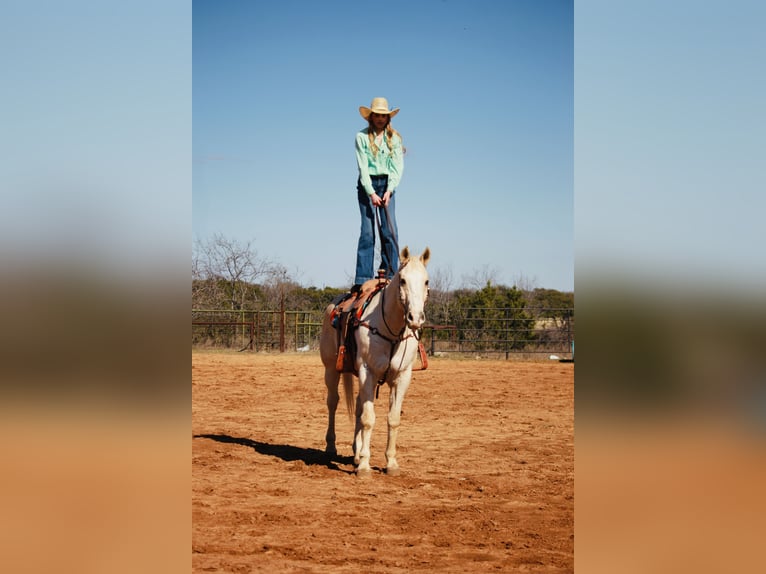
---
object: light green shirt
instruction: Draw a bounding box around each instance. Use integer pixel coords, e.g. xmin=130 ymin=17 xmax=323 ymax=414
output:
xmin=355 ymin=128 xmax=404 ymax=197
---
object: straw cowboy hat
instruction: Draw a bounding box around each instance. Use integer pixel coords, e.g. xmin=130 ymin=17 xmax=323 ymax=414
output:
xmin=359 ymin=97 xmax=400 ymax=120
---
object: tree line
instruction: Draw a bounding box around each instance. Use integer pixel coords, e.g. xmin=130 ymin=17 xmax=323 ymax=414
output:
xmin=193 ymin=234 xmax=573 ymax=314
xmin=193 ymin=235 xmax=573 ymax=353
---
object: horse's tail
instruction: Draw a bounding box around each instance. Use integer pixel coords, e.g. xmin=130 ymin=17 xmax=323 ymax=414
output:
xmin=342 ymin=372 xmax=355 ymax=418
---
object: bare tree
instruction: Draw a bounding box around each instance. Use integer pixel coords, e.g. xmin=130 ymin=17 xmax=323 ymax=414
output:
xmin=512 ymin=272 xmax=539 ymax=292
xmin=426 ymin=264 xmax=455 ymax=326
xmin=460 ymin=264 xmax=501 ymax=290
xmin=429 ymin=264 xmax=454 ymax=294
xmin=262 ymin=263 xmax=298 ymax=309
xmin=192 ymin=234 xmax=271 ymax=309
xmin=511 ymin=272 xmax=540 ymax=306
xmin=428 ymin=264 xmax=454 ymax=306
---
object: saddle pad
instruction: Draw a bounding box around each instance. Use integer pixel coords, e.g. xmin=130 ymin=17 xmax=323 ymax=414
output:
xmin=330 ymin=277 xmax=429 ymax=375
xmin=331 ymin=277 xmax=388 ymax=327
xmin=331 ymin=278 xmax=387 ymax=375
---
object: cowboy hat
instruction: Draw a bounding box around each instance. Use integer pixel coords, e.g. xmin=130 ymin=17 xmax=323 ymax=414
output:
xmin=359 ymin=97 xmax=400 ymax=120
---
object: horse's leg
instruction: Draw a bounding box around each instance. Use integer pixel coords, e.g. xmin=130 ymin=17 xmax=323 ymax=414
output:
xmin=385 ymin=370 xmax=412 ymax=476
xmin=319 ymin=310 xmax=342 ymax=458
xmin=353 ymin=367 xmax=376 ymax=477
xmin=324 ymin=366 xmax=340 ymax=457
xmin=353 ymin=392 xmax=362 ymax=461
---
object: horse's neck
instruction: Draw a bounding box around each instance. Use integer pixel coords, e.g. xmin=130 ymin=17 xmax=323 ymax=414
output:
xmin=377 ymin=279 xmax=406 ymax=336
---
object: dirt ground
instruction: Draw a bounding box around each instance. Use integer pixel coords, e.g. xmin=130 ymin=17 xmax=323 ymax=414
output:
xmin=192 ymin=351 xmax=574 ymax=573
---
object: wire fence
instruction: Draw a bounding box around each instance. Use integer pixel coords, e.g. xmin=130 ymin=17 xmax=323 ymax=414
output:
xmin=424 ymin=307 xmax=574 ymax=359
xmin=192 ymin=306 xmax=574 ymax=359
xmin=192 ymin=309 xmax=323 ymax=352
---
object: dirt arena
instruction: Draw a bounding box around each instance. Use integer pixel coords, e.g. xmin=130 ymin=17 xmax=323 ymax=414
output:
xmin=192 ymin=351 xmax=574 ymax=572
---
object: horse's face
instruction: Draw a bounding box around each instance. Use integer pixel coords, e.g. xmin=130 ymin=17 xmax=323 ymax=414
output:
xmin=397 ymin=246 xmax=431 ymax=331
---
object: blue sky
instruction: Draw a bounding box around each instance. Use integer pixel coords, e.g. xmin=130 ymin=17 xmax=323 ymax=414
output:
xmin=193 ymin=0 xmax=573 ymax=291
xmin=576 ymin=0 xmax=765 ymax=291
xmin=4 ymin=1 xmax=758 ymax=297
xmin=1 ymin=1 xmax=190 ymax=278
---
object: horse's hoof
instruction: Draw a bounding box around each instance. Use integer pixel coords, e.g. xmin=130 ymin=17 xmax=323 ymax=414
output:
xmin=356 ymin=467 xmax=372 ymax=479
xmin=385 ymin=466 xmax=401 ymax=477
xmin=325 ymin=448 xmax=337 ymax=459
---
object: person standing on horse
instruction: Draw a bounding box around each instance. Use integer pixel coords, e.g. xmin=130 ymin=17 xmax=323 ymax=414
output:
xmin=352 ymin=97 xmax=404 ymax=293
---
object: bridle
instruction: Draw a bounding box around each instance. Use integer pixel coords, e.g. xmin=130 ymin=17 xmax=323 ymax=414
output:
xmin=361 ymin=202 xmax=427 ymax=396
xmin=356 ymin=266 xmax=424 ymax=399
xmin=357 ymin=271 xmax=417 ymax=345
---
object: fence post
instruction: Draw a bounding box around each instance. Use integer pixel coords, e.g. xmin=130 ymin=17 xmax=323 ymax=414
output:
xmin=504 ymin=308 xmax=510 ymax=360
xmin=256 ymin=311 xmax=260 ymax=351
xmin=430 ymin=327 xmax=435 ymax=356
xmin=249 ymin=312 xmax=254 ymax=351
xmin=279 ymin=291 xmax=286 ymax=353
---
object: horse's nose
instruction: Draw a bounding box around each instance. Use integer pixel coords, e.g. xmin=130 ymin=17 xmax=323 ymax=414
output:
xmin=407 ymin=311 xmax=425 ymax=329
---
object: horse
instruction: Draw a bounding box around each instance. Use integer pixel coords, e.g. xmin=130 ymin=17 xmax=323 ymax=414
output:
xmin=320 ymin=246 xmax=431 ymax=477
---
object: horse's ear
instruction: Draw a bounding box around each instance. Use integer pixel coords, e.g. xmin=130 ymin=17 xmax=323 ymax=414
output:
xmin=400 ymin=246 xmax=410 ymax=264
xmin=420 ymin=247 xmax=431 ymax=266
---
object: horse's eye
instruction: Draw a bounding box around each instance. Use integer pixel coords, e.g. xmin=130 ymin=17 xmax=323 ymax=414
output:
xmin=425 ymin=280 xmax=429 ymax=287
xmin=400 ymin=277 xmax=406 ymax=286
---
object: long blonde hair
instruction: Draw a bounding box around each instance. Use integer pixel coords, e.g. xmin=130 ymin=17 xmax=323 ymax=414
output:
xmin=367 ymin=119 xmax=405 ymax=158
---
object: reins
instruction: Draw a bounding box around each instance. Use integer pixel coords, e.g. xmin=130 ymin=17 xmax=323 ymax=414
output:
xmin=374 ymin=203 xmax=400 ymax=269
xmin=379 ymin=284 xmax=405 ymax=341
xmin=355 ymin=286 xmax=416 ymax=345
xmin=354 ymin=201 xmax=421 ymax=399
xmin=355 ymin=280 xmax=420 ymax=399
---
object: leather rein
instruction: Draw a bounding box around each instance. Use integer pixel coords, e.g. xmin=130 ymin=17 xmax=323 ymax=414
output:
xmin=355 ymin=276 xmax=420 ymax=397
xmin=356 ymin=276 xmax=419 ymax=345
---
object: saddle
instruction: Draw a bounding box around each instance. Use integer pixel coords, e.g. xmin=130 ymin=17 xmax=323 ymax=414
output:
xmin=329 ymin=276 xmax=428 ymax=375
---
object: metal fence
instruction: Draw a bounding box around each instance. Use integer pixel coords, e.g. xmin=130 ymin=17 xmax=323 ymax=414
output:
xmin=192 ymin=309 xmax=324 ymax=352
xmin=425 ymin=307 xmax=574 ymax=359
xmin=192 ymin=306 xmax=574 ymax=359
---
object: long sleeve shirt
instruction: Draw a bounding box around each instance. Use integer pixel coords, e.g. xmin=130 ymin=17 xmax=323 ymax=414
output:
xmin=355 ymin=128 xmax=404 ymax=197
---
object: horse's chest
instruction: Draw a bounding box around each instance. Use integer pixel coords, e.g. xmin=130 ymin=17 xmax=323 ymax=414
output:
xmin=358 ymin=336 xmax=416 ymax=377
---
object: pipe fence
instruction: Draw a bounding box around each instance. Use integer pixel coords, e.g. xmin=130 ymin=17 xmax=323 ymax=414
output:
xmin=192 ymin=309 xmax=323 ymax=352
xmin=192 ymin=306 xmax=574 ymax=360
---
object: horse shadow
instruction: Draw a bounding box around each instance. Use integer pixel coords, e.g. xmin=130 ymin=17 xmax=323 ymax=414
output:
xmin=194 ymin=433 xmax=356 ymax=474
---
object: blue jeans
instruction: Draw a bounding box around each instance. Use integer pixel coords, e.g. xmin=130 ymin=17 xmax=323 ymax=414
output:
xmin=354 ymin=175 xmax=399 ymax=285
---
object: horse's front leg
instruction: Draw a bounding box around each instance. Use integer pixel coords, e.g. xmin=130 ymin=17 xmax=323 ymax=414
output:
xmin=324 ymin=367 xmax=341 ymax=458
xmin=385 ymin=369 xmax=412 ymax=476
xmin=353 ymin=366 xmax=376 ymax=478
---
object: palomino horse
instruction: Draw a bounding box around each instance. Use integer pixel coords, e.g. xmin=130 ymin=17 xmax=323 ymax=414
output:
xmin=320 ymin=246 xmax=430 ymax=477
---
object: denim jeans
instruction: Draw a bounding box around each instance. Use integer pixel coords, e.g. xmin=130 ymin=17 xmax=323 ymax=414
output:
xmin=354 ymin=175 xmax=399 ymax=285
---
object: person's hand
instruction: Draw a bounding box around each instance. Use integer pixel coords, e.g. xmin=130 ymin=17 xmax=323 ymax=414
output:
xmin=382 ymin=191 xmax=392 ymax=206
xmin=370 ymin=194 xmax=383 ymax=207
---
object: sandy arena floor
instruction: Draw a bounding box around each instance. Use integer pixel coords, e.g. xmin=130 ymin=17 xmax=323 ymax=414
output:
xmin=192 ymin=351 xmax=574 ymax=572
